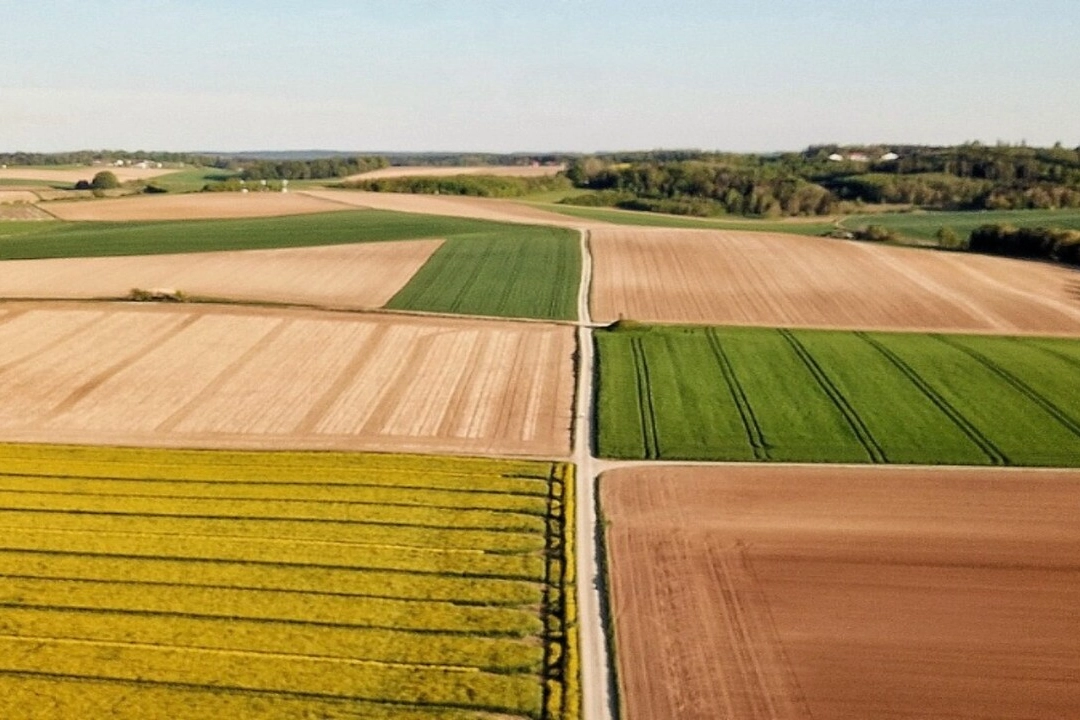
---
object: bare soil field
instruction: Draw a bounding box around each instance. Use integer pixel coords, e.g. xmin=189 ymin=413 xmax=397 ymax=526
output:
xmin=0 ymin=302 xmax=574 ymax=457
xmin=602 ymin=465 xmax=1080 ymax=720
xmin=302 ymin=189 xmax=590 ymax=228
xmin=590 ymin=226 xmax=1080 ymax=334
xmin=0 ymin=167 xmax=176 ymax=184
xmin=0 ymin=240 xmax=440 ymax=308
xmin=42 ymin=192 xmax=353 ymax=221
xmin=344 ymin=164 xmax=565 ymax=182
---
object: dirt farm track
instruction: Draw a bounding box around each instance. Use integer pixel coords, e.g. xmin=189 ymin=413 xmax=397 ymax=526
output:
xmin=0 ymin=302 xmax=574 ymax=457
xmin=602 ymin=465 xmax=1080 ymax=720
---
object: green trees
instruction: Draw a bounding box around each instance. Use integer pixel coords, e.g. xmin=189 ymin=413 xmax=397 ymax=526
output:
xmin=90 ymin=171 xmax=120 ymax=189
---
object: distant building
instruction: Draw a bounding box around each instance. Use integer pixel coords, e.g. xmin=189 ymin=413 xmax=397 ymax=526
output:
xmin=880 ymin=152 xmax=900 ymax=161
xmin=847 ymin=153 xmax=870 ymax=162
xmin=828 ymin=153 xmax=844 ymax=162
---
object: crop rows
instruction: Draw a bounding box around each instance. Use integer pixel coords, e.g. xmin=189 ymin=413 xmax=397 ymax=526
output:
xmin=595 ymin=325 xmax=1080 ymax=465
xmin=0 ymin=444 xmax=579 ymax=719
xmin=386 ymin=227 xmax=580 ymax=320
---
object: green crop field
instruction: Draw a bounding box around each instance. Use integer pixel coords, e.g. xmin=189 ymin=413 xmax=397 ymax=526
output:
xmin=386 ymin=226 xmax=579 ymax=320
xmin=841 ymin=208 xmax=1080 ymax=242
xmin=0 ymin=444 xmax=579 ymax=720
xmin=146 ymin=167 xmax=241 ymax=193
xmin=595 ymin=324 xmax=1080 ymax=466
xmin=534 ymin=203 xmax=835 ymax=235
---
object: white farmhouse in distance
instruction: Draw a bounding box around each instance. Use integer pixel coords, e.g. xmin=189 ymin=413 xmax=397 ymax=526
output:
xmin=880 ymin=152 xmax=900 ymax=161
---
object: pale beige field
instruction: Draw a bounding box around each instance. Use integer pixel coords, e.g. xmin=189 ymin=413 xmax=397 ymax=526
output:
xmin=590 ymin=226 xmax=1080 ymax=334
xmin=0 ymin=204 xmax=53 ymax=221
xmin=0 ymin=240 xmax=440 ymax=308
xmin=0 ymin=167 xmax=176 ymax=183
xmin=602 ymin=465 xmax=1080 ymax=720
xmin=0 ymin=302 xmax=574 ymax=457
xmin=0 ymin=190 xmax=40 ymax=204
xmin=344 ymin=164 xmax=565 ymax=181
xmin=42 ymin=192 xmax=353 ymax=221
xmin=301 ymin=189 xmax=589 ymax=228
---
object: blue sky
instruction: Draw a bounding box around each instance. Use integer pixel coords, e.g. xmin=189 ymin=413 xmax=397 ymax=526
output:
xmin=3 ymin=0 xmax=1079 ymax=152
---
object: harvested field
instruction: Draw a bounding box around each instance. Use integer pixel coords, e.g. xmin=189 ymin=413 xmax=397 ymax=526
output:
xmin=595 ymin=324 xmax=1080 ymax=465
xmin=344 ymin=164 xmax=565 ymax=181
xmin=0 ymin=303 xmax=574 ymax=457
xmin=0 ymin=240 xmax=441 ymax=308
xmin=0 ymin=203 xmax=52 ymax=221
xmin=589 ymin=226 xmax=1080 ymax=334
xmin=0 ymin=190 xmax=40 ymax=204
xmin=0 ymin=166 xmax=176 ymax=184
xmin=43 ymin=191 xmax=353 ymax=221
xmin=0 ymin=443 xmax=578 ymax=720
xmin=303 ymin=189 xmax=589 ymax=228
xmin=602 ymin=465 xmax=1080 ymax=720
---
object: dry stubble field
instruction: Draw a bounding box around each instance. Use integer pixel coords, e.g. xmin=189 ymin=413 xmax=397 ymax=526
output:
xmin=590 ymin=227 xmax=1080 ymax=334
xmin=0 ymin=240 xmax=441 ymax=308
xmin=0 ymin=302 xmax=574 ymax=457
xmin=41 ymin=191 xmax=354 ymax=221
xmin=602 ymin=465 xmax=1080 ymax=720
xmin=303 ymin=189 xmax=589 ymax=228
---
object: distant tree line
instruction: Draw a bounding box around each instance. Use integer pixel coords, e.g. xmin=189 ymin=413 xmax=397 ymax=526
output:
xmin=559 ymin=143 xmax=1080 ymax=218
xmin=238 ymin=156 xmax=388 ymax=181
xmin=343 ymin=174 xmax=572 ymax=198
xmin=0 ymin=151 xmax=216 ymax=166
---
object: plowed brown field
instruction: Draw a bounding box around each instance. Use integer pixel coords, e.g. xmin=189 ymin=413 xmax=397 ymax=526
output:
xmin=602 ymin=465 xmax=1080 ymax=720
xmin=0 ymin=167 xmax=176 ymax=183
xmin=0 ymin=302 xmax=574 ymax=456
xmin=590 ymin=227 xmax=1080 ymax=334
xmin=343 ymin=164 xmax=565 ymax=181
xmin=301 ymin=189 xmax=588 ymax=227
xmin=42 ymin=192 xmax=352 ymax=221
xmin=0 ymin=240 xmax=440 ymax=308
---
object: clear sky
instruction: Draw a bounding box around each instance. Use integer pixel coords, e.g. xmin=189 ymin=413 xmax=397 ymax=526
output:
xmin=3 ymin=0 xmax=1079 ymax=153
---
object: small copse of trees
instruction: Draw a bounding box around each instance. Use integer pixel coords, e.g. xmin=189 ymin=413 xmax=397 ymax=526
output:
xmin=967 ymin=224 xmax=1080 ymax=265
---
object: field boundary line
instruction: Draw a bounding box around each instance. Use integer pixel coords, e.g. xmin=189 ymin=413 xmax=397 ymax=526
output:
xmin=0 ymin=633 xmax=487 ymax=673
xmin=779 ymin=329 xmax=886 ymax=463
xmin=705 ymin=329 xmax=769 ymax=461
xmin=0 ymin=487 xmax=546 ymax=517
xmin=0 ymin=667 xmax=502 ymax=715
xmin=854 ymin=332 xmax=1008 ymax=465
xmin=934 ymin=336 xmax=1080 ymax=438
xmin=0 ymin=507 xmax=540 ymax=533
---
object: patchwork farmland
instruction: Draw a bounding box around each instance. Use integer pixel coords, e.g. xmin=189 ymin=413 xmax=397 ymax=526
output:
xmin=0 ymin=443 xmax=578 ymax=720
xmin=0 ymin=304 xmax=575 ymax=457
xmin=601 ymin=465 xmax=1080 ymax=720
xmin=595 ymin=324 xmax=1080 ymax=465
xmin=0 ymin=209 xmax=581 ymax=321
